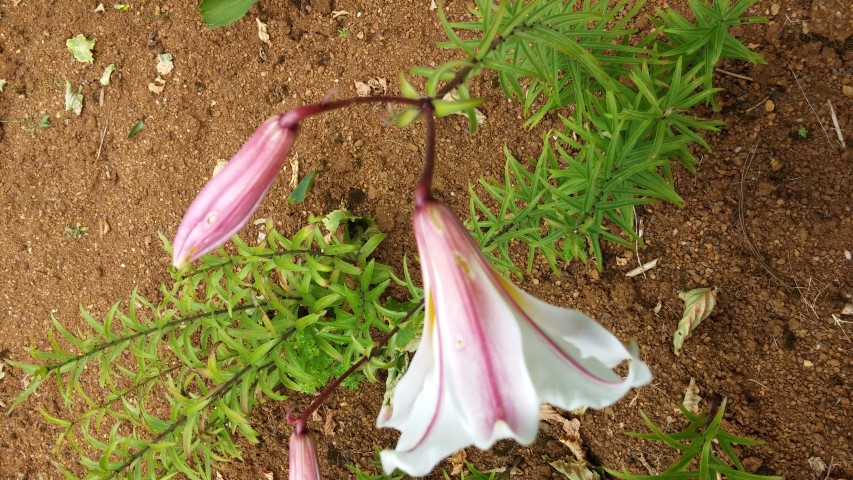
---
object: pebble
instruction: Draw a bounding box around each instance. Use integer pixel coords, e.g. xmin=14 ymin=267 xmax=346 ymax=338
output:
xmin=764 ymin=99 xmax=775 ymax=112
xmin=770 ymin=3 xmax=780 ymax=15
xmin=843 ymin=85 xmax=853 ymax=98
xmin=803 ymin=360 xmax=814 ymax=367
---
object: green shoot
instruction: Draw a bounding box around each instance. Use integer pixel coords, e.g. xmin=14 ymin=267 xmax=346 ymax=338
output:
xmin=606 ymin=399 xmax=784 ymax=480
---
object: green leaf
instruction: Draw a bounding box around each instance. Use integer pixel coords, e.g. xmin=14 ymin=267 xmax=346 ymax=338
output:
xmin=287 ymin=170 xmax=318 ymax=203
xmin=432 ymin=98 xmax=485 ymax=117
xmin=66 ymin=34 xmax=95 ymax=63
xmin=395 ymin=106 xmax=422 ymax=127
xmin=199 ymin=0 xmax=259 ymax=29
xmin=126 ymin=120 xmax=145 ymax=139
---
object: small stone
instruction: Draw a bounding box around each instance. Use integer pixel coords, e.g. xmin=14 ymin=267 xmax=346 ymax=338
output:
xmin=770 ymin=3 xmax=779 ymax=15
xmin=843 ymin=85 xmax=853 ymax=98
xmin=356 ymin=31 xmax=364 ymax=40
xmin=764 ymin=99 xmax=775 ymax=112
xmin=803 ymin=359 xmax=814 ymax=367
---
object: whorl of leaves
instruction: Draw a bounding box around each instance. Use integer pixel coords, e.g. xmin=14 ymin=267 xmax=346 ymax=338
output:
xmin=415 ymin=0 xmax=764 ymax=273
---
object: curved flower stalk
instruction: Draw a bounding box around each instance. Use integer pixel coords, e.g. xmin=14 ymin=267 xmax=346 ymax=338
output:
xmin=289 ymin=430 xmax=322 ymax=480
xmin=172 ymin=114 xmax=299 ymax=268
xmin=378 ymin=196 xmax=652 ymax=477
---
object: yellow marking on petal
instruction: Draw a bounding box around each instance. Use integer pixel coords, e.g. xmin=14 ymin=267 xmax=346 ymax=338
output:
xmin=495 ymin=274 xmax=523 ymax=304
xmin=427 ymin=205 xmax=444 ymax=231
xmin=453 ymin=253 xmax=476 ymax=279
xmin=174 ymin=246 xmax=196 ymax=269
xmin=426 ymin=292 xmax=436 ymax=331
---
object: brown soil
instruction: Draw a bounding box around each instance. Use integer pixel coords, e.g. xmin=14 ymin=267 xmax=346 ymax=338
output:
xmin=1 ymin=1 xmax=851 ymax=479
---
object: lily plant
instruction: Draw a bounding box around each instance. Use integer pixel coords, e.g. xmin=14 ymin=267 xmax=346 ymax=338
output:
xmin=172 ymin=69 xmax=652 ymax=478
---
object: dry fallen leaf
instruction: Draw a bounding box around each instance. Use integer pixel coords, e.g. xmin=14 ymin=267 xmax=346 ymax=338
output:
xmin=447 ymin=449 xmax=466 ymax=476
xmin=682 ymin=378 xmax=701 ymax=414
xmin=540 ymin=404 xmax=584 ymax=460
xmin=626 ymin=258 xmax=659 ymax=277
xmin=256 ymin=18 xmax=271 ymax=46
xmin=322 ymin=408 xmax=337 ymax=436
xmin=289 ymin=153 xmax=299 ymax=188
xmin=354 ymin=77 xmax=388 ymax=97
xmin=673 ymin=287 xmax=718 ymax=355
xmin=549 ymin=458 xmax=600 ymax=480
xmin=156 ymin=53 xmax=174 ymax=76
xmin=99 ymin=217 xmax=111 ymax=237
xmin=148 ymin=77 xmax=166 ymax=94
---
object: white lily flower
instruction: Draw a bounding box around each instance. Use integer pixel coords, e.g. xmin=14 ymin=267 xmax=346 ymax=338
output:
xmin=378 ymin=197 xmax=652 ymax=477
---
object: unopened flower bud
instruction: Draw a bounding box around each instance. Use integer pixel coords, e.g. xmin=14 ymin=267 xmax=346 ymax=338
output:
xmin=289 ymin=430 xmax=321 ymax=480
xmin=172 ymin=115 xmax=298 ymax=268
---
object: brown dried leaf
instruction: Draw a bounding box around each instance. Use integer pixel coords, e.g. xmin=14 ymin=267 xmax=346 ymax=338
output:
xmin=354 ymin=77 xmax=388 ymax=97
xmin=682 ymin=378 xmax=701 ymax=414
xmin=540 ymin=404 xmax=584 ymax=460
xmin=447 ymin=449 xmax=466 ymax=476
xmin=256 ymin=18 xmax=271 ymax=46
xmin=322 ymin=408 xmax=337 ymax=436
xmin=549 ymin=458 xmax=600 ymax=480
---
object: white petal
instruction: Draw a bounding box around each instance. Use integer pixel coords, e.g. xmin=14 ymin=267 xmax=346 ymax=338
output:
xmin=379 ymin=396 xmax=471 ymax=477
xmin=377 ymin=298 xmax=437 ymax=430
xmin=423 ymin=214 xmax=540 ymax=446
xmin=510 ymin=284 xmax=652 ymax=410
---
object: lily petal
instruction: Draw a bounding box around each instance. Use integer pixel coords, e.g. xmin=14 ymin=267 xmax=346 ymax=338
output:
xmin=379 ymin=197 xmax=651 ymax=477
xmin=508 ymin=282 xmax=652 ymax=410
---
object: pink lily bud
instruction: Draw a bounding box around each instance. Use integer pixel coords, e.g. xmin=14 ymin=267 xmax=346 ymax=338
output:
xmin=378 ymin=197 xmax=651 ymax=476
xmin=289 ymin=430 xmax=322 ymax=480
xmin=172 ymin=115 xmax=298 ymax=268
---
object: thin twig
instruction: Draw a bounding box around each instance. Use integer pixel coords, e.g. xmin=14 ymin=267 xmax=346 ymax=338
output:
xmin=738 ymin=139 xmax=793 ymax=289
xmin=827 ymin=99 xmax=847 ymax=149
xmin=714 ymin=68 xmax=754 ymax=82
xmin=95 ymin=124 xmax=108 ymax=162
xmin=788 ymin=64 xmax=832 ymax=147
xmin=744 ymin=96 xmax=769 ymax=113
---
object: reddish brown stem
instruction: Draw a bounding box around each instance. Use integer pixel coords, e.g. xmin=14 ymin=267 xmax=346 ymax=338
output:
xmin=290 ymin=301 xmax=424 ymax=433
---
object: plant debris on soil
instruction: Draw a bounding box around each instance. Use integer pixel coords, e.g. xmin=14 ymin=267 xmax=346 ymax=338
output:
xmin=0 ymin=1 xmax=851 ymax=479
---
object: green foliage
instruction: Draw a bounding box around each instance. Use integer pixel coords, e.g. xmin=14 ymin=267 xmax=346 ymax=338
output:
xmin=288 ymin=170 xmax=319 ymax=203
xmin=797 ymin=126 xmax=808 ymax=139
xmin=9 ymin=211 xmax=423 ymax=479
xmin=198 ymin=0 xmax=259 ymax=29
xmin=424 ymin=0 xmax=763 ymax=272
xmin=606 ymin=399 xmax=784 ymax=480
